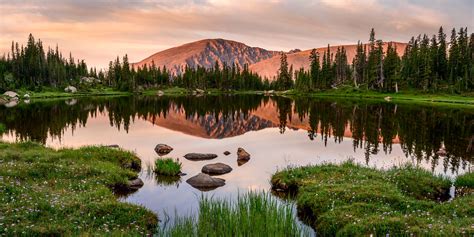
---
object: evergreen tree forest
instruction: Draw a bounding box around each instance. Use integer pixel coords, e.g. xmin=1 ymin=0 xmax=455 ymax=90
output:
xmin=295 ymin=27 xmax=473 ymax=93
xmin=0 ymin=26 xmax=472 ymax=93
xmin=0 ymin=34 xmax=98 ymax=91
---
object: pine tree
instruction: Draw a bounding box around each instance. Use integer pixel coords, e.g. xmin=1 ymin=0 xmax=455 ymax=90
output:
xmin=437 ymin=27 xmax=448 ymax=82
xmin=309 ymin=49 xmax=320 ymax=90
xmin=277 ymin=52 xmax=292 ymax=90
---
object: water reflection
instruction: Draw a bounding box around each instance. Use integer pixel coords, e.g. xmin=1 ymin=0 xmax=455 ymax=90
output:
xmin=1 ymin=95 xmax=472 ymax=174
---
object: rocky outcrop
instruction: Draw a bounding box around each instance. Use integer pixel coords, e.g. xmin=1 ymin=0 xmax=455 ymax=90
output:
xmin=186 ymin=173 xmax=225 ymax=191
xmin=184 ymin=153 xmax=218 ymax=161
xmin=132 ymin=38 xmax=278 ymax=76
xmin=155 ymin=144 xmax=173 ymax=156
xmin=237 ymin=147 xmax=250 ymax=161
xmin=201 ymin=163 xmax=232 ymax=175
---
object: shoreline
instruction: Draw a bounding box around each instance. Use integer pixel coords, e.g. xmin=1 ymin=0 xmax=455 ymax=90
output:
xmin=2 ymin=87 xmax=473 ymax=107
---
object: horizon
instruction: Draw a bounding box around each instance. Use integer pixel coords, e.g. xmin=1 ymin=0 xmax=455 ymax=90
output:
xmin=1 ymin=0 xmax=472 ymax=69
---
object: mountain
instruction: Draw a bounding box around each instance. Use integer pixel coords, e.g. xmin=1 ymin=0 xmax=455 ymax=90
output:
xmin=132 ymin=39 xmax=279 ymax=75
xmin=249 ymin=42 xmax=407 ymax=80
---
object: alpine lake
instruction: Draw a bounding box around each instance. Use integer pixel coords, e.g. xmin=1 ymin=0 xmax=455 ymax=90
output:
xmin=1 ymin=94 xmax=473 ymax=232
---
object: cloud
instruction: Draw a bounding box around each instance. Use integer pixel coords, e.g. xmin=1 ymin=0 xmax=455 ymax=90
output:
xmin=0 ymin=0 xmax=471 ymax=68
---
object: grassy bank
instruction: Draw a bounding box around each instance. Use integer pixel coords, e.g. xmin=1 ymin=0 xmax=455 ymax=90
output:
xmin=271 ymin=161 xmax=474 ymax=236
xmin=0 ymin=142 xmax=157 ymax=236
xmin=287 ymin=87 xmax=474 ymax=106
xmin=159 ymin=192 xmax=310 ymax=236
xmin=5 ymin=86 xmax=473 ymax=106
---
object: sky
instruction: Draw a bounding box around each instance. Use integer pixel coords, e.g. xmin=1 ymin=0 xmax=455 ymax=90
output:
xmin=0 ymin=0 xmax=472 ymax=68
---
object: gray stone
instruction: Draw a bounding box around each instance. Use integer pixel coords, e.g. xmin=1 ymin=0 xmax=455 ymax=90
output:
xmin=127 ymin=178 xmax=144 ymax=190
xmin=3 ymin=91 xmax=18 ymax=98
xmin=64 ymin=86 xmax=77 ymax=93
xmin=186 ymin=173 xmax=225 ymax=191
xmin=237 ymin=147 xmax=250 ymax=161
xmin=202 ymin=163 xmax=232 ymax=175
xmin=184 ymin=153 xmax=217 ymax=161
xmin=155 ymin=144 xmax=173 ymax=156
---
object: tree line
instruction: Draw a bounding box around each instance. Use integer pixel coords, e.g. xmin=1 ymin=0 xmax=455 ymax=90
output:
xmin=0 ymin=34 xmax=103 ymax=91
xmin=287 ymin=27 xmax=473 ymax=93
xmin=1 ymin=27 xmax=473 ymax=93
xmin=105 ymin=56 xmax=270 ymax=91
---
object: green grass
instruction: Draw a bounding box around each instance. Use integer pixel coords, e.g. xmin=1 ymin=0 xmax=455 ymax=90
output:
xmin=158 ymin=192 xmax=310 ymax=236
xmin=271 ymin=161 xmax=473 ymax=236
xmin=0 ymin=142 xmax=157 ymax=236
xmin=293 ymin=87 xmax=474 ymax=106
xmin=0 ymin=123 xmax=5 ymax=133
xmin=455 ymin=172 xmax=474 ymax=196
xmin=154 ymin=158 xmax=182 ymax=176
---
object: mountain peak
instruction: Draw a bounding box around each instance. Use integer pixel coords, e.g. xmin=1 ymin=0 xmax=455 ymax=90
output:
xmin=133 ymin=39 xmax=278 ymax=75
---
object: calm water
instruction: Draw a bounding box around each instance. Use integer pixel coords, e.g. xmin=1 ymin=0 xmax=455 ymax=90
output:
xmin=1 ymin=95 xmax=473 ymax=226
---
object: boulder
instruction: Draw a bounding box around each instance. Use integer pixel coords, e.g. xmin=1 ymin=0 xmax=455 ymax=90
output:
xmin=155 ymin=144 xmax=173 ymax=156
xmin=4 ymin=100 xmax=18 ymax=108
xmin=127 ymin=178 xmax=144 ymax=190
xmin=3 ymin=91 xmax=18 ymax=98
xmin=186 ymin=173 xmax=225 ymax=191
xmin=23 ymin=94 xmax=30 ymax=99
xmin=64 ymin=86 xmax=77 ymax=93
xmin=184 ymin=153 xmax=218 ymax=161
xmin=223 ymin=151 xmax=231 ymax=156
xmin=80 ymin=76 xmax=99 ymax=84
xmin=237 ymin=147 xmax=251 ymax=161
xmin=157 ymin=90 xmax=164 ymax=96
xmin=202 ymin=163 xmax=232 ymax=175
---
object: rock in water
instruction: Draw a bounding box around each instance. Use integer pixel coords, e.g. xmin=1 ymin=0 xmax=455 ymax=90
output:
xmin=3 ymin=91 xmax=18 ymax=98
xmin=184 ymin=153 xmax=218 ymax=161
xmin=237 ymin=147 xmax=250 ymax=161
xmin=127 ymin=178 xmax=144 ymax=190
xmin=202 ymin=163 xmax=232 ymax=175
xmin=155 ymin=144 xmax=173 ymax=156
xmin=0 ymin=97 xmax=7 ymax=105
xmin=223 ymin=151 xmax=231 ymax=156
xmin=186 ymin=173 xmax=225 ymax=191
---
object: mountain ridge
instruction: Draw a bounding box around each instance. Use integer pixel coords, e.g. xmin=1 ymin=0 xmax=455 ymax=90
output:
xmin=133 ymin=39 xmax=407 ymax=80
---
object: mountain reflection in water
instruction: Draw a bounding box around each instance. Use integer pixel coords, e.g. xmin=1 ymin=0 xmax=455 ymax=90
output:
xmin=1 ymin=95 xmax=472 ymax=174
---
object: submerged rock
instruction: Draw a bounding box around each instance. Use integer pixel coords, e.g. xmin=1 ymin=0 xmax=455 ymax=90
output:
xmin=184 ymin=153 xmax=218 ymax=161
xmin=127 ymin=178 xmax=144 ymax=190
xmin=186 ymin=173 xmax=225 ymax=191
xmin=201 ymin=163 xmax=232 ymax=175
xmin=237 ymin=147 xmax=250 ymax=161
xmin=155 ymin=144 xmax=173 ymax=156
